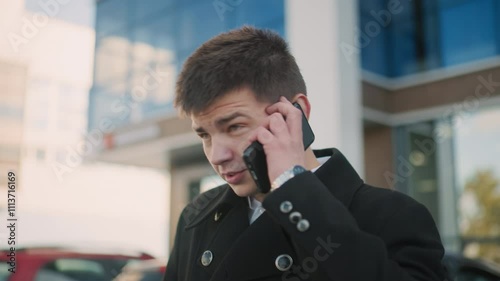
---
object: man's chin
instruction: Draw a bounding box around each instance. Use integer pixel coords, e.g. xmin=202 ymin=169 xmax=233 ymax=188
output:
xmin=228 ymin=182 xmax=258 ymax=198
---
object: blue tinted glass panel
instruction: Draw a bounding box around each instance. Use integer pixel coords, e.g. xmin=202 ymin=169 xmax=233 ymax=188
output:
xmin=89 ymin=87 xmax=130 ymax=130
xmin=359 ymin=0 xmax=389 ymax=76
xmin=93 ymin=30 xmax=131 ymax=91
xmin=91 ymin=0 xmax=285 ymax=128
xmin=440 ymin=0 xmax=496 ymax=66
xmin=389 ymin=2 xmax=418 ymax=77
xmin=422 ymin=0 xmax=441 ymax=70
xmin=360 ymin=0 xmax=443 ymax=77
xmin=231 ymin=0 xmax=284 ymax=27
xmin=130 ymin=15 xmax=177 ymax=120
xmin=175 ymin=1 xmax=228 ymax=53
xmin=497 ymin=2 xmax=500 ymax=54
xmin=130 ymin=0 xmax=175 ymax=22
xmin=361 ymin=32 xmax=389 ymax=76
xmin=96 ymin=0 xmax=129 ymax=38
xmin=132 ymin=14 xmax=175 ymax=50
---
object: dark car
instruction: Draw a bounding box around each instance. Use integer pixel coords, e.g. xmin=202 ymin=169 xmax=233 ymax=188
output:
xmin=112 ymin=259 xmax=166 ymax=281
xmin=443 ymin=252 xmax=500 ymax=281
xmin=0 ymin=246 xmax=154 ymax=281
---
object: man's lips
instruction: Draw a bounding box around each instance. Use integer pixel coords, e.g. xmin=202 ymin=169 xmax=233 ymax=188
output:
xmin=222 ymin=170 xmax=247 ymax=184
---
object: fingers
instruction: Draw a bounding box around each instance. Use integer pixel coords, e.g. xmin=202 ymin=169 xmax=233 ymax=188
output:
xmin=266 ymin=96 xmax=302 ymax=140
xmin=244 ymin=96 xmax=303 ymax=154
xmin=242 ymin=113 xmax=287 ymax=155
xmin=268 ymin=112 xmax=288 ymax=137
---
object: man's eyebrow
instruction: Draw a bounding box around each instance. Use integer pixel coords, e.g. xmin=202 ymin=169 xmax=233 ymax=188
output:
xmin=214 ymin=112 xmax=249 ymax=127
xmin=192 ymin=112 xmax=249 ymax=133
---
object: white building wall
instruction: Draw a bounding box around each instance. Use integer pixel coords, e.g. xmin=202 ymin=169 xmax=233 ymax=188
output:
xmin=285 ymin=0 xmax=364 ymax=176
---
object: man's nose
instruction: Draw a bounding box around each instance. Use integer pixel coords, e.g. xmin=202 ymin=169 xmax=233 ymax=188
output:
xmin=209 ymin=139 xmax=234 ymax=166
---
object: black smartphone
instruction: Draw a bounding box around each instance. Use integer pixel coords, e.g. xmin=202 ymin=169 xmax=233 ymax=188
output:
xmin=242 ymin=102 xmax=315 ymax=193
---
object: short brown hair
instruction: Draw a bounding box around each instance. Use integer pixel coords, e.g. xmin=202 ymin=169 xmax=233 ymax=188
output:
xmin=175 ymin=26 xmax=306 ymax=116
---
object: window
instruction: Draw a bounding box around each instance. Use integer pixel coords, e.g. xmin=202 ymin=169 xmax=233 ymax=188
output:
xmin=359 ymin=0 xmax=500 ymax=77
xmin=35 ymin=258 xmax=132 ymax=281
xmin=36 ymin=149 xmax=46 ymax=161
xmin=394 ymin=122 xmax=440 ymax=224
xmin=439 ymin=0 xmax=497 ymax=66
xmin=35 ymin=259 xmax=106 ymax=281
xmin=0 ymin=263 xmax=12 ymax=281
xmin=91 ymin=0 xmax=285 ymax=128
xmin=0 ymin=105 xmax=23 ymax=119
xmin=130 ymin=0 xmax=175 ymax=22
xmin=96 ymin=0 xmax=128 ymax=38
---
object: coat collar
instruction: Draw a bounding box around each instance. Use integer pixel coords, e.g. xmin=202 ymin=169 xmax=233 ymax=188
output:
xmin=312 ymin=147 xmax=364 ymax=207
xmin=184 ymin=148 xmax=363 ymax=230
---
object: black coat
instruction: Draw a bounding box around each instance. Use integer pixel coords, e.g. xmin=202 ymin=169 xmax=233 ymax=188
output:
xmin=164 ymin=148 xmax=448 ymax=281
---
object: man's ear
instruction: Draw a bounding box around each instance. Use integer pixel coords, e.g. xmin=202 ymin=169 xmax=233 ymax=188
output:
xmin=291 ymin=93 xmax=311 ymax=119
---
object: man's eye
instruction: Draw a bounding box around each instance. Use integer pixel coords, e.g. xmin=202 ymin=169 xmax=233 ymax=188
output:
xmin=228 ymin=124 xmax=243 ymax=132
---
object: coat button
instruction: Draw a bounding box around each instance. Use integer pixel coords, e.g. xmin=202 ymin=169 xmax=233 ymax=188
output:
xmin=280 ymin=201 xmax=293 ymax=213
xmin=201 ymin=250 xmax=213 ymax=266
xmin=275 ymin=254 xmax=293 ymax=271
xmin=289 ymin=211 xmax=302 ymax=224
xmin=297 ymin=219 xmax=310 ymax=232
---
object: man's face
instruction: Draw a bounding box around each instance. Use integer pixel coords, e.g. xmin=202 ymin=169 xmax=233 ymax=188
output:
xmin=191 ymin=87 xmax=270 ymax=197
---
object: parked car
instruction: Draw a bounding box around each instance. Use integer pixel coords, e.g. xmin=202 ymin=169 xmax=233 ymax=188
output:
xmin=111 ymin=259 xmax=166 ymax=281
xmin=0 ymin=246 xmax=154 ymax=281
xmin=444 ymin=252 xmax=500 ymax=281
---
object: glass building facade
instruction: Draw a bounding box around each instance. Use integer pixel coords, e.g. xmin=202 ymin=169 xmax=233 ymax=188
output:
xmin=89 ymin=0 xmax=284 ymax=131
xmin=360 ymin=0 xmax=500 ymax=77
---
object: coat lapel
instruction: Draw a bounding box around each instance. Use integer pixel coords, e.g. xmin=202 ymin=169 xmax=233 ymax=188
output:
xmin=190 ymin=189 xmax=249 ymax=277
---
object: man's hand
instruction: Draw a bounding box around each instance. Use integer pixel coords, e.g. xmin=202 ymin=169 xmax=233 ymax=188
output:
xmin=248 ymin=96 xmax=306 ymax=186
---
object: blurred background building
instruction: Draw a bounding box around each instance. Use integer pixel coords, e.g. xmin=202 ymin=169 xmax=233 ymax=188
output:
xmin=0 ymin=0 xmax=168 ymax=259
xmin=1 ymin=0 xmax=499 ymax=266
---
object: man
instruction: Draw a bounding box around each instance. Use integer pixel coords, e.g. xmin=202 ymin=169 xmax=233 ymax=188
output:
xmin=164 ymin=26 xmax=448 ymax=281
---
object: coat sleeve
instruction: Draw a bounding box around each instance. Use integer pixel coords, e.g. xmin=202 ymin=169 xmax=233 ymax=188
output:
xmin=163 ymin=209 xmax=187 ymax=281
xmin=262 ymin=171 xmax=447 ymax=281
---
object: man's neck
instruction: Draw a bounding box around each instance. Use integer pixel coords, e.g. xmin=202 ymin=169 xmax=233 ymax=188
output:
xmin=304 ymin=148 xmax=321 ymax=171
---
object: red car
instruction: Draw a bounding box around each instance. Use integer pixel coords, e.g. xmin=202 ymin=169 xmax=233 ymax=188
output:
xmin=112 ymin=259 xmax=166 ymax=281
xmin=0 ymin=247 xmax=154 ymax=281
